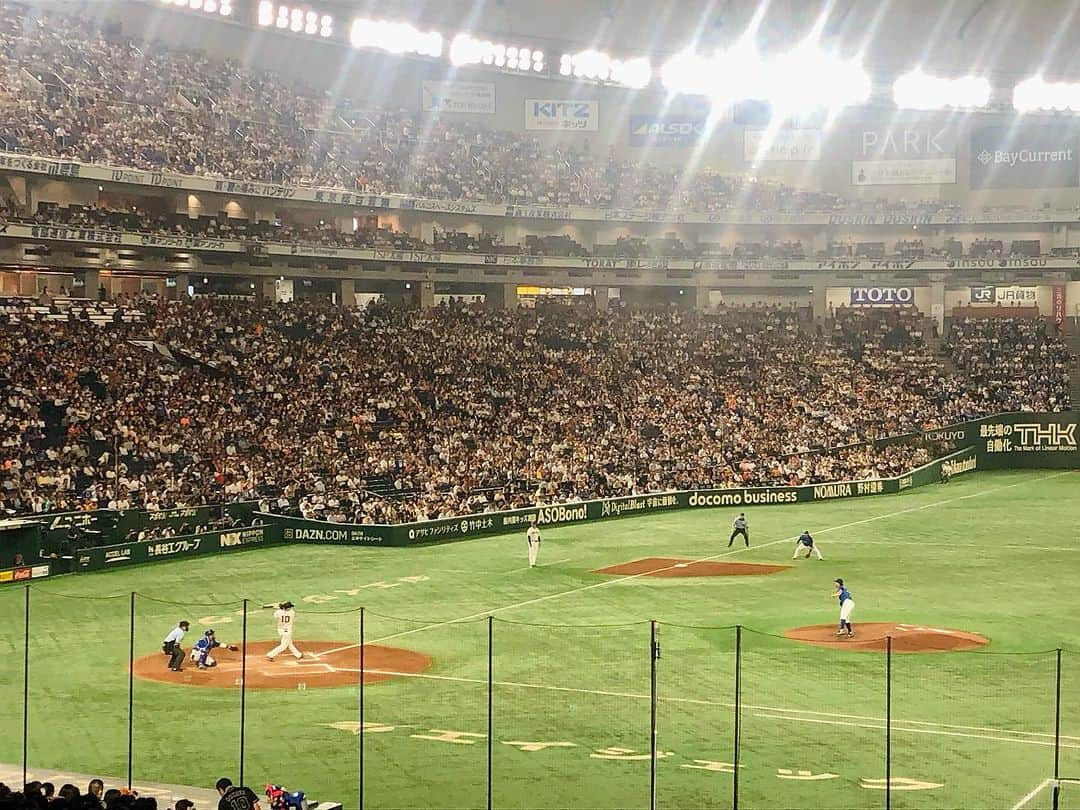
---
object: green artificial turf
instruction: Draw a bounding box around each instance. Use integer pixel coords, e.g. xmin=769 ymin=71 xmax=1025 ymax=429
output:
xmin=0 ymin=469 xmax=1078 ymax=809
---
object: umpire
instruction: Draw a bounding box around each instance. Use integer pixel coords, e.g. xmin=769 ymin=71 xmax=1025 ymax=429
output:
xmin=162 ymin=620 xmax=190 ymax=672
xmin=728 ymin=513 xmax=749 ymax=547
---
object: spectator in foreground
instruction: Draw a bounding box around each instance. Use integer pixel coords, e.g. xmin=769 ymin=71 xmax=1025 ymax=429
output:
xmin=215 ymin=779 xmax=260 ymax=810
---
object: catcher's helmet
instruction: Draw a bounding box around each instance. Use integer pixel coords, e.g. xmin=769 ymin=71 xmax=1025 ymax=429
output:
xmin=205 ymin=628 xmax=215 ymax=636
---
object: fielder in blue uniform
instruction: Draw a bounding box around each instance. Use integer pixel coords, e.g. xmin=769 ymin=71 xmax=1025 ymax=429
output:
xmin=833 ymin=578 xmax=854 ymax=637
xmin=793 ymin=530 xmax=824 ymax=560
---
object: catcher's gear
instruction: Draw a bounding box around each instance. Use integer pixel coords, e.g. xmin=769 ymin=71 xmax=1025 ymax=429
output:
xmin=227 ymin=644 xmax=240 ymax=652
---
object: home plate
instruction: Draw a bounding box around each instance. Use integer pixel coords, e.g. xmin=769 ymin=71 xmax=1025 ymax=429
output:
xmin=674 ymin=563 xmax=689 ymax=568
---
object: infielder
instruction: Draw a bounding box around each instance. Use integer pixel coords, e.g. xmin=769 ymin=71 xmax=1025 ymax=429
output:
xmin=264 ymin=600 xmax=303 ymax=661
xmin=833 ymin=578 xmax=855 ymax=638
xmin=191 ymin=628 xmax=238 ymax=669
xmin=162 ymin=620 xmax=190 ymax=671
xmin=728 ymin=513 xmax=749 ymax=547
xmin=793 ymin=530 xmax=824 ymax=560
xmin=526 ymin=519 xmax=541 ymax=568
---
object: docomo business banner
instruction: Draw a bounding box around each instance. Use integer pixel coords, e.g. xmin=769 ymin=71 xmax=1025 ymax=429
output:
xmin=848 ymin=287 xmax=916 ymax=306
xmin=970 ymin=126 xmax=1080 ymax=188
xmin=745 ymin=129 xmax=824 ymax=162
xmin=852 ymin=158 xmax=957 ymax=186
xmin=421 ymin=80 xmax=495 ymax=114
xmin=629 ymin=115 xmax=706 ymax=147
xmin=525 ymin=99 xmax=599 ymax=131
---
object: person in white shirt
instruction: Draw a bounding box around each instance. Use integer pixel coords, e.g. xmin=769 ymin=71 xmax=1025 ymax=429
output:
xmin=526 ymin=520 xmax=541 ymax=568
xmin=162 ymin=620 xmax=190 ymax=671
xmin=263 ymin=601 xmax=303 ymax=661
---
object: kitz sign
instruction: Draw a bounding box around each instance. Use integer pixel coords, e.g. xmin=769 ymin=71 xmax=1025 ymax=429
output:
xmin=525 ymin=99 xmax=599 ymax=131
xmin=629 ymin=116 xmax=706 ymax=147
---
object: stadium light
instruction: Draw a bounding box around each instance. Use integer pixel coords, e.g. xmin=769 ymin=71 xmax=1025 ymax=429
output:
xmin=450 ymin=34 xmax=544 ymax=72
xmin=1013 ymin=76 xmax=1080 ymax=112
xmin=350 ymin=18 xmax=443 ymax=58
xmin=257 ymin=2 xmax=333 ymax=37
xmin=159 ymin=0 xmax=232 ymax=15
xmin=559 ymin=50 xmax=652 ymax=89
xmin=661 ymin=42 xmax=868 ymax=111
xmin=893 ymin=70 xmax=990 ymax=109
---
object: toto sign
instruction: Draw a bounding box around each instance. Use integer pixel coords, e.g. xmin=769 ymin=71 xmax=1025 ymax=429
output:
xmin=849 ymin=287 xmax=915 ymax=306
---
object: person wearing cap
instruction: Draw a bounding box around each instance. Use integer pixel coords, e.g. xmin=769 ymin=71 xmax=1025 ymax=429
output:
xmin=191 ymin=627 xmax=238 ymax=669
xmin=832 ymin=578 xmax=855 ymax=638
xmin=162 ymin=620 xmax=190 ymax=671
xmin=264 ymin=600 xmax=303 ymax=661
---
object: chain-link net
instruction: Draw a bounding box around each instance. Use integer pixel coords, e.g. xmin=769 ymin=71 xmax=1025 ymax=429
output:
xmin=0 ymin=586 xmax=27 ymax=774
xmin=27 ymin=590 xmax=131 ymax=779
xmin=244 ymin=601 xmax=362 ymax=808
xmin=739 ymin=627 xmax=886 ymax=809
xmin=361 ymin=611 xmax=488 ymax=809
xmin=891 ymin=649 xmax=1057 ymax=810
xmin=654 ymin=623 xmax=737 ymax=810
xmin=491 ymin=620 xmax=651 ymax=810
xmin=131 ymin=594 xmax=245 ymax=791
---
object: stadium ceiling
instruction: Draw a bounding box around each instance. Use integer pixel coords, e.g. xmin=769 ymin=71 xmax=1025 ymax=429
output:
xmin=319 ymin=0 xmax=1080 ymax=81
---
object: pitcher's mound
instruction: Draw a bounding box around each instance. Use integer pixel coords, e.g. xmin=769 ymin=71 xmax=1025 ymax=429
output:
xmin=132 ymin=641 xmax=432 ymax=689
xmin=594 ymin=557 xmax=791 ymax=577
xmin=784 ymin=623 xmax=989 ymax=653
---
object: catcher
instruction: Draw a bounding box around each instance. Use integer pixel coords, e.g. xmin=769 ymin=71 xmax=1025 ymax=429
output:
xmin=191 ymin=628 xmax=239 ymax=669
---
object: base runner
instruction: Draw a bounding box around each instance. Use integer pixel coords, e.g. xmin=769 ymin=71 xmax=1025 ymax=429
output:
xmin=526 ymin=519 xmax=541 ymax=568
xmin=263 ymin=600 xmax=303 ymax=661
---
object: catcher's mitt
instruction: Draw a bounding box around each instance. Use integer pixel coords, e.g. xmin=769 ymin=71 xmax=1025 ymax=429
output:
xmin=227 ymin=644 xmax=240 ymax=652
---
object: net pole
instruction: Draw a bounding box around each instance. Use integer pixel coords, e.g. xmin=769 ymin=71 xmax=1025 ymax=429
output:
xmin=487 ymin=616 xmax=493 ymax=810
xmin=127 ymin=591 xmax=135 ymax=789
xmin=733 ymin=625 xmax=741 ymax=810
xmin=650 ymin=620 xmax=657 ymax=810
xmin=22 ymin=584 xmax=29 ymax=787
xmin=1054 ymin=648 xmax=1062 ymax=810
xmin=886 ymin=635 xmax=892 ymax=810
xmin=359 ymin=607 xmax=365 ymax=810
xmin=239 ymin=598 xmax=248 ymax=786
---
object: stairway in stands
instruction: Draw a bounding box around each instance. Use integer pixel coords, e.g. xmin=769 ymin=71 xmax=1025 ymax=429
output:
xmin=1068 ymin=333 xmax=1080 ymax=411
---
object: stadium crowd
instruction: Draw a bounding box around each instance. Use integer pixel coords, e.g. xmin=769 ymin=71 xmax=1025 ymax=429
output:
xmin=0 ymin=5 xmax=957 ymax=217
xmin=0 ymin=779 xmax=193 ymax=809
xmin=0 ymin=295 xmax=1068 ymax=523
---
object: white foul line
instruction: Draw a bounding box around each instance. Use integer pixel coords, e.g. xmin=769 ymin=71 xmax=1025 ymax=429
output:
xmin=328 ymin=665 xmax=1080 ymax=751
xmin=1010 ymin=779 xmax=1052 ymax=810
xmin=315 ymin=471 xmax=1071 ymax=656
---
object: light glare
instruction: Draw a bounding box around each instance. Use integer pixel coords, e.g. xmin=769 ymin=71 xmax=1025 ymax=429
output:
xmin=894 ymin=70 xmax=991 ymax=109
xmin=1013 ymin=76 xmax=1080 ymax=112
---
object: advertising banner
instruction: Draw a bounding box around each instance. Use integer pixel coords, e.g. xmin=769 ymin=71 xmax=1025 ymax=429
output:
xmin=852 ymin=158 xmax=956 ymax=186
xmin=744 ymin=129 xmax=824 ymax=161
xmin=859 ymin=124 xmax=958 ymax=160
xmin=924 ymin=413 xmax=1078 ymax=469
xmin=74 ymin=525 xmax=274 ymax=571
xmin=629 ymin=116 xmax=706 ymax=147
xmin=849 ymin=287 xmax=916 ymax=306
xmin=421 ymin=80 xmax=495 ymax=114
xmin=970 ymin=126 xmax=1079 ymax=189
xmin=1053 ymin=285 xmax=1066 ymax=325
xmin=0 ymin=563 xmax=49 ymax=585
xmin=969 ymin=285 xmax=1038 ymax=305
xmin=524 ymin=99 xmax=599 ymax=131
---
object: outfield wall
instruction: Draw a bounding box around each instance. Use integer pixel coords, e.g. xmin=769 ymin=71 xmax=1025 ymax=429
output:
xmin=3 ymin=411 xmax=1072 ymax=577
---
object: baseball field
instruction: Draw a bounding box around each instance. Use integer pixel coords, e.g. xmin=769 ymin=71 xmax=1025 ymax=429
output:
xmin=0 ymin=469 xmax=1078 ymax=809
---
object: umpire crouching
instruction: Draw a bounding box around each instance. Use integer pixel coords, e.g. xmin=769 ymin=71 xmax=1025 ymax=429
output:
xmin=162 ymin=620 xmax=190 ymax=672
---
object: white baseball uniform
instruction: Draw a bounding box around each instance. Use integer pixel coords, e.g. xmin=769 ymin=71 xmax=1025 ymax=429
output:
xmin=266 ymin=606 xmax=303 ymax=660
xmin=526 ymin=525 xmax=541 ymax=567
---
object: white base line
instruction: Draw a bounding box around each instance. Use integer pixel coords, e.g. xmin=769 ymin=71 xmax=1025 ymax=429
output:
xmin=335 ymin=666 xmax=1080 ymax=748
xmin=1011 ymin=778 xmax=1052 ymax=810
xmin=849 ymin=540 xmax=1079 ymax=552
xmin=316 ymin=471 xmax=1071 ymax=657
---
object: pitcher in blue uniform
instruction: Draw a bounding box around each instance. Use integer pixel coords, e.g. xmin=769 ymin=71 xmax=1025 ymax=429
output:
xmin=832 ymin=578 xmax=854 ymax=637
